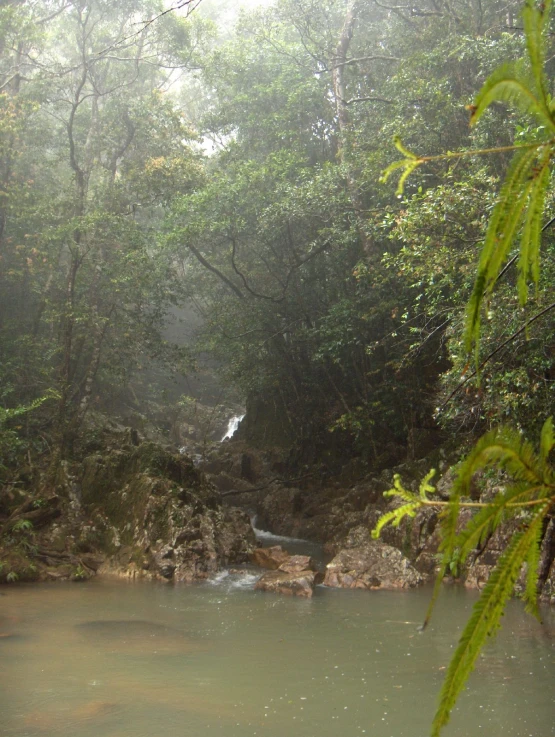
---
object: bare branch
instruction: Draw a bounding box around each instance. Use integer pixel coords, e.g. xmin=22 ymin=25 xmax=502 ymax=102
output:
xmin=438 ymin=301 xmax=555 ymax=413
xmin=138 ymin=0 xmax=203 ymax=32
xmin=185 ymin=243 xmax=245 ymax=300
xmin=344 ymin=95 xmax=393 ymax=104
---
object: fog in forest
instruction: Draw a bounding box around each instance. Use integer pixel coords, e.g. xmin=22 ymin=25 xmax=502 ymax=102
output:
xmin=0 ymin=2 xmax=553 ymax=736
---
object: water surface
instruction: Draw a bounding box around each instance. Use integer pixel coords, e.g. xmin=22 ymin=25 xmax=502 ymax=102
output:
xmin=0 ymin=576 xmax=553 ymax=737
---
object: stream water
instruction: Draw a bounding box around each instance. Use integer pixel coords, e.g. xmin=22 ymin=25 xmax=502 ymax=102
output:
xmin=1 ymin=536 xmax=554 ymax=737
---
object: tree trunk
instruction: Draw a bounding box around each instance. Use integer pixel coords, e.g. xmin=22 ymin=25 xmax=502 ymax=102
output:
xmin=331 ymin=0 xmax=377 ymax=257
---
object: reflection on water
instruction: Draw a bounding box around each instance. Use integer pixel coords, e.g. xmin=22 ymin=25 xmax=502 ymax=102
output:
xmin=0 ymin=578 xmax=553 ymax=737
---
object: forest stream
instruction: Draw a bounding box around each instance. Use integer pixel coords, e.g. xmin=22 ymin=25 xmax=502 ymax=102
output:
xmin=1 ymin=530 xmax=554 ymax=737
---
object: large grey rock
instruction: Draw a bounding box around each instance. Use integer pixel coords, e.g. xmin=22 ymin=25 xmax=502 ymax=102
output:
xmin=77 ymin=442 xmax=256 ymax=582
xmin=324 ymin=540 xmax=423 ymax=590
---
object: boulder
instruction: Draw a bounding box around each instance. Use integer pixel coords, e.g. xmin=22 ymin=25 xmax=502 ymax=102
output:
xmin=254 ymin=569 xmax=317 ymax=598
xmin=249 ymin=545 xmax=290 ymax=570
xmin=324 ymin=541 xmax=423 ymax=590
xmin=75 ymin=441 xmax=256 ymax=583
xmin=278 ymin=555 xmax=317 ymax=573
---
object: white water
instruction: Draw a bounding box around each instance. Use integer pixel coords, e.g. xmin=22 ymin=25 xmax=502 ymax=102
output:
xmin=206 ymin=520 xmax=324 ymax=592
xmin=251 ymin=516 xmax=325 ymax=561
xmin=221 ymin=414 xmax=245 ymax=441
xmin=207 ymin=570 xmax=262 ymax=591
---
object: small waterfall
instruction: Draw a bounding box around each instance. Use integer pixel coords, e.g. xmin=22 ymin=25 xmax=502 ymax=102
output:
xmin=221 ymin=413 xmax=245 ymax=441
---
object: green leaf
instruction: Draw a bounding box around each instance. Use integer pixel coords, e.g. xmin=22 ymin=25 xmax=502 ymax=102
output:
xmin=470 ymin=63 xmax=554 ymax=131
xmin=455 ymin=481 xmax=542 ymax=566
xmin=453 ymin=425 xmax=544 ymax=493
xmin=539 ymin=417 xmax=554 ymax=466
xmin=522 ymin=517 xmax=543 ymax=619
xmin=422 ymin=494 xmax=460 ymax=630
xmin=380 ymin=157 xmax=423 ymax=195
xmin=419 ymin=468 xmax=436 ymax=500
xmin=371 ymin=501 xmax=420 ymax=539
xmin=517 ymin=148 xmax=550 ymax=303
xmin=431 ymin=505 xmax=549 ymax=737
xmin=521 ymin=0 xmax=551 ymax=120
xmin=393 ymin=135 xmax=418 ymax=159
xmin=464 ymin=146 xmax=539 ymax=355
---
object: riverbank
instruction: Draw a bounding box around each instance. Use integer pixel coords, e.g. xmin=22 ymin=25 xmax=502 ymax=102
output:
xmin=1 ymin=419 xmax=554 ymax=605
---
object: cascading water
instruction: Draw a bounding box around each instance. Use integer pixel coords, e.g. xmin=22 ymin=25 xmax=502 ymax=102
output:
xmin=221 ymin=413 xmax=245 ymax=441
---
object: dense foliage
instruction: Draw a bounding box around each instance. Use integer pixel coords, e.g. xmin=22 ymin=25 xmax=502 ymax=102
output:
xmin=374 ymin=3 xmax=555 ymax=732
xmin=172 ymin=0 xmax=553 ymax=463
xmin=0 ymin=1 xmax=553 ymax=734
xmin=1 ymin=0 xmax=552 ymax=472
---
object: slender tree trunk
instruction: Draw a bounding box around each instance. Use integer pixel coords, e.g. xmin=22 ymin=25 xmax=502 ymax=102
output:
xmin=332 ymin=0 xmax=377 ymax=257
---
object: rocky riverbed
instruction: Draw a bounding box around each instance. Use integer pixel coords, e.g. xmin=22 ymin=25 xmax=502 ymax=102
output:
xmin=0 ymin=427 xmax=254 ymax=584
xmin=203 ymin=438 xmax=555 ymax=603
xmin=1 ymin=423 xmax=554 ymax=605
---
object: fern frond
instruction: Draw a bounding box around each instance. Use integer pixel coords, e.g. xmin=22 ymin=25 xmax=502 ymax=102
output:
xmin=383 ymin=473 xmax=419 ymax=502
xmin=431 ymin=504 xmax=549 ymax=737
xmin=0 ymin=391 xmax=59 ymax=427
xmin=521 ymin=0 xmax=551 ymax=119
xmin=517 ymin=149 xmax=551 ymax=303
xmin=464 ymin=146 xmax=538 ymax=354
xmin=371 ymin=502 xmax=420 ymax=539
xmin=455 ymin=481 xmax=545 ymax=565
xmin=539 ymin=417 xmax=554 ymax=467
xmin=523 ymin=517 xmax=544 ymax=619
xmin=393 ymin=135 xmax=418 ymax=159
xmin=454 ymin=425 xmax=545 ymax=495
xmin=470 ymin=63 xmax=553 ymax=130
xmin=422 ymin=495 xmax=460 ymax=630
xmin=380 ymin=157 xmax=423 ymax=195
xmin=419 ymin=468 xmax=437 ymax=500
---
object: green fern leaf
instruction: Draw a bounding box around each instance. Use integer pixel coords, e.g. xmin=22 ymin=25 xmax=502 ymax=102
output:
xmin=371 ymin=502 xmax=420 ymax=539
xmin=523 ymin=517 xmax=544 ymax=619
xmin=539 ymin=416 xmax=554 ymax=466
xmin=470 ymin=63 xmax=553 ymax=130
xmin=393 ymin=135 xmax=418 ymax=159
xmin=455 ymin=481 xmax=544 ymax=565
xmin=419 ymin=468 xmax=436 ymax=500
xmin=422 ymin=496 xmax=460 ymax=630
xmin=521 ymin=0 xmax=551 ymax=118
xmin=464 ymin=146 xmax=538 ymax=353
xmin=431 ymin=504 xmax=549 ymax=737
xmin=453 ymin=425 xmax=544 ymax=494
xmin=383 ymin=474 xmax=419 ymax=503
xmin=517 ymin=149 xmax=550 ymax=303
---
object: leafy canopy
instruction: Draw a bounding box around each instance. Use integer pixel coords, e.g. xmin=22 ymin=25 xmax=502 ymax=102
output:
xmin=374 ymin=1 xmax=555 ymax=734
xmin=381 ymin=0 xmax=555 ymax=362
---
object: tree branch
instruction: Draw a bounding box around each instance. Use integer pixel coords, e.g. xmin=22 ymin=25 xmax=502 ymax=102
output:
xmin=185 ymin=243 xmax=244 ymax=300
xmin=438 ymin=301 xmax=555 ymax=413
